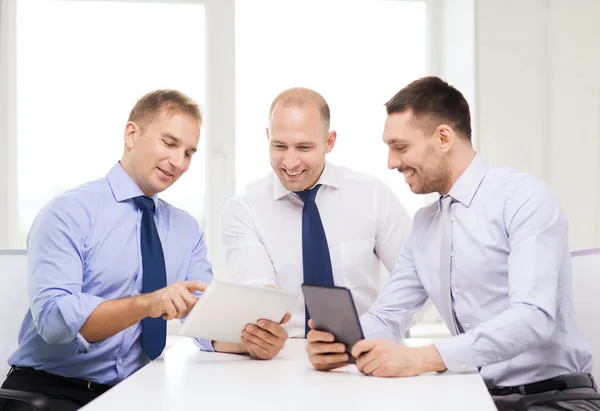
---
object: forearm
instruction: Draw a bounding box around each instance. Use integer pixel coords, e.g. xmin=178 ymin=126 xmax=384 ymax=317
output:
xmin=434 ymin=303 xmax=554 ymax=371
xmin=80 ymin=296 xmax=150 ymax=343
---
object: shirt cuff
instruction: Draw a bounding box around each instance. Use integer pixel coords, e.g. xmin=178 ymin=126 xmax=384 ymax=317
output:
xmin=433 ymin=333 xmax=478 ymax=371
xmin=56 ymin=293 xmax=105 ymax=339
xmin=194 ymin=338 xmax=215 ymax=352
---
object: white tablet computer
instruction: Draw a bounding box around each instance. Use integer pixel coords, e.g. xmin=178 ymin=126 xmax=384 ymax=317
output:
xmin=177 ymin=281 xmax=298 ymax=343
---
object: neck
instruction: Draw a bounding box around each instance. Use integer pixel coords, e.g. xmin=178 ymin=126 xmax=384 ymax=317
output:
xmin=440 ymin=145 xmax=477 ymax=195
xmin=119 ymin=157 xmax=154 ymax=197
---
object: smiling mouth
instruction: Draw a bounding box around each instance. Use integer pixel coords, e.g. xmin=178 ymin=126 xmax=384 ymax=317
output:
xmin=282 ymin=168 xmax=305 ymax=177
xmin=400 ymin=168 xmax=416 ymax=183
xmin=158 ymin=167 xmax=175 ymax=178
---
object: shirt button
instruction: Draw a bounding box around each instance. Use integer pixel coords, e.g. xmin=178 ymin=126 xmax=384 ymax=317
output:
xmin=464 ymin=323 xmax=470 ymax=329
xmin=132 ymin=290 xmax=140 ymax=296
xmin=454 ymin=288 xmax=460 ymax=294
xmin=461 ymin=363 xmax=467 ymax=369
xmin=451 ymin=252 xmax=455 ymax=257
xmin=118 ymin=359 xmax=123 ymax=365
xmin=496 ymin=356 xmax=502 ymax=362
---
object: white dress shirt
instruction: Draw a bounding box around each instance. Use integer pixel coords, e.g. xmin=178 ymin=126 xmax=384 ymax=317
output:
xmin=361 ymin=153 xmax=592 ymax=387
xmin=222 ymin=162 xmax=413 ymax=337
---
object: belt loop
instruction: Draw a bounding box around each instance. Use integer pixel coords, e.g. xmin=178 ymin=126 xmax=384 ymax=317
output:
xmin=590 ymin=374 xmax=597 ymax=391
xmin=87 ymin=381 xmax=92 ymax=391
xmin=518 ymin=385 xmax=527 ymax=395
xmin=6 ymin=366 xmax=15 ymax=378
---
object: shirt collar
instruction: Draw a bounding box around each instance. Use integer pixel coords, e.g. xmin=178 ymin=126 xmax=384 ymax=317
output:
xmin=441 ymin=153 xmax=488 ymax=209
xmin=272 ymin=162 xmax=340 ymax=201
xmin=106 ymin=162 xmax=159 ymax=208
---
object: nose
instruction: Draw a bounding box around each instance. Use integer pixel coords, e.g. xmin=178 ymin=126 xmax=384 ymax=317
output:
xmin=282 ymin=150 xmax=301 ymax=170
xmin=169 ymin=149 xmax=186 ymax=172
xmin=387 ymin=149 xmax=402 ymax=170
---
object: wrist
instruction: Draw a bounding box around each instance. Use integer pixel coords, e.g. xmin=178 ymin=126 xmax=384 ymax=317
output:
xmin=419 ymin=345 xmax=447 ymax=373
xmin=134 ymin=293 xmax=152 ymax=318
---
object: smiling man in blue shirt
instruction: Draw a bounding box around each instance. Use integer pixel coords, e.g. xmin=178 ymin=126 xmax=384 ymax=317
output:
xmin=0 ymin=90 xmax=287 ymax=411
xmin=305 ymin=77 xmax=599 ymax=411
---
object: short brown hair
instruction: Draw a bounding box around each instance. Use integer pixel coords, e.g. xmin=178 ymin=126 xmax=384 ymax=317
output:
xmin=385 ymin=76 xmax=471 ymax=141
xmin=128 ymin=89 xmax=202 ymax=132
xmin=269 ymin=87 xmax=331 ymax=129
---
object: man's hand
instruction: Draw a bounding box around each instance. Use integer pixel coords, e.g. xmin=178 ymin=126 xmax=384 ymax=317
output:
xmin=241 ymin=312 xmax=291 ymax=360
xmin=141 ymin=280 xmax=207 ymax=320
xmin=352 ymin=339 xmax=446 ymax=377
xmin=305 ymin=319 xmax=350 ymax=371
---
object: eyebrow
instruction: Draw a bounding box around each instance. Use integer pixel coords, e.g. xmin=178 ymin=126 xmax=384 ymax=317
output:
xmin=385 ymin=138 xmax=406 ymax=146
xmin=162 ymin=133 xmax=197 ymax=153
xmin=271 ymin=140 xmax=315 ymax=146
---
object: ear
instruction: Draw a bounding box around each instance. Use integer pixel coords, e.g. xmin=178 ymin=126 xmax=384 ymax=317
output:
xmin=124 ymin=121 xmax=139 ymax=149
xmin=265 ymin=127 xmax=270 ymax=141
xmin=325 ymin=130 xmax=337 ymax=154
xmin=436 ymin=124 xmax=454 ymax=153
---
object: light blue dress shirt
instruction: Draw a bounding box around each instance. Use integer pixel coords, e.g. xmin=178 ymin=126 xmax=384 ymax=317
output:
xmin=361 ymin=153 xmax=592 ymax=387
xmin=9 ymin=163 xmax=214 ymax=385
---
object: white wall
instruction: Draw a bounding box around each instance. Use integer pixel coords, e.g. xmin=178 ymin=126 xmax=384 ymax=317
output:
xmin=472 ymin=0 xmax=600 ymax=250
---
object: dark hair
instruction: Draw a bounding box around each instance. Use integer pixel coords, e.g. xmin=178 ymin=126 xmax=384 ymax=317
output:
xmin=128 ymin=89 xmax=202 ymax=132
xmin=385 ymin=76 xmax=471 ymax=140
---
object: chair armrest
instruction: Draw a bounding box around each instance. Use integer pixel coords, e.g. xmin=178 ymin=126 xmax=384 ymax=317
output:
xmin=515 ymin=392 xmax=600 ymax=411
xmin=0 ymin=388 xmax=49 ymax=411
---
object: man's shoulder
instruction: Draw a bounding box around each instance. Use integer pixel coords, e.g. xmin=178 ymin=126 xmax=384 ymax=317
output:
xmin=241 ymin=172 xmax=275 ymax=197
xmin=45 ymin=177 xmax=111 ymax=214
xmin=223 ymin=172 xmax=274 ymax=210
xmin=484 ymin=165 xmax=553 ymax=199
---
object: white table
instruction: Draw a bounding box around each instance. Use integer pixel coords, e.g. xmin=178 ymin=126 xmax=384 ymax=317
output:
xmin=81 ymin=338 xmax=496 ymax=410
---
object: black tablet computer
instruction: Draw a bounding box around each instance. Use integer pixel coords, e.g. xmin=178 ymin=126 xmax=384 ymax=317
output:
xmin=301 ymin=284 xmax=365 ymax=364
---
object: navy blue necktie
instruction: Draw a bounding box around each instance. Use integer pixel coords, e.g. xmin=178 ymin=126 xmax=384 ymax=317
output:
xmin=133 ymin=196 xmax=167 ymax=360
xmin=296 ymin=184 xmax=335 ymax=336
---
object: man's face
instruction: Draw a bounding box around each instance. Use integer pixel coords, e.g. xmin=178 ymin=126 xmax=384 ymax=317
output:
xmin=383 ymin=111 xmax=450 ymax=195
xmin=268 ymin=104 xmax=335 ymax=192
xmin=124 ymin=110 xmax=200 ymax=196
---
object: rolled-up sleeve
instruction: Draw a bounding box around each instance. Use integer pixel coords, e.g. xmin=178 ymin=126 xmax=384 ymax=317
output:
xmin=434 ymin=179 xmax=564 ymax=371
xmin=28 ymin=197 xmax=105 ymax=346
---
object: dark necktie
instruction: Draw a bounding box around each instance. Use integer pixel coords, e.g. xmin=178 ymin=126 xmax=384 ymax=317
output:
xmin=296 ymin=184 xmax=335 ymax=336
xmin=133 ymin=196 xmax=167 ymax=360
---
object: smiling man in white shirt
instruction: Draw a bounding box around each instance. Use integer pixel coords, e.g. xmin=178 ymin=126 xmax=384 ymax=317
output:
xmin=221 ymin=87 xmax=416 ymax=346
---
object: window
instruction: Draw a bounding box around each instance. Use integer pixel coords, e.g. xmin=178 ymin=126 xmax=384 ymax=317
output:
xmin=16 ymin=0 xmax=206 ymax=245
xmin=235 ymin=0 xmax=427 ymax=216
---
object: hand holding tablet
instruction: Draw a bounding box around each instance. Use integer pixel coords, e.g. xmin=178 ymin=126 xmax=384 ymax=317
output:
xmin=302 ymin=284 xmax=365 ymax=370
xmin=178 ymin=281 xmax=298 ymax=344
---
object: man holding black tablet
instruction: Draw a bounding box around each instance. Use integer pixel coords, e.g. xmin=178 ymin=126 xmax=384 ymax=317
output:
xmin=221 ymin=87 xmax=424 ymax=349
xmin=305 ymin=77 xmax=599 ymax=411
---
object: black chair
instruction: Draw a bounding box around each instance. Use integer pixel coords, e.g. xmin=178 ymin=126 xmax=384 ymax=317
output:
xmin=0 ymin=249 xmax=49 ymax=410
